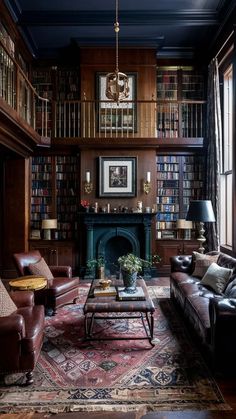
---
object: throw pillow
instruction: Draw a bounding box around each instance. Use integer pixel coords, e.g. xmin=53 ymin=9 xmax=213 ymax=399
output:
xmin=0 ymin=279 xmax=17 ymax=317
xmin=192 ymin=251 xmax=219 ymax=278
xmin=28 ymin=257 xmax=53 ymax=280
xmin=200 ymin=262 xmax=233 ymax=294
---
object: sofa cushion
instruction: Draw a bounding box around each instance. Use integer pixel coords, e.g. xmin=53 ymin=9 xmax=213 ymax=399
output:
xmin=29 ymin=257 xmax=53 ymax=280
xmin=200 ymin=262 xmax=233 ymax=294
xmin=0 ymin=279 xmax=17 ymax=317
xmin=192 ymin=252 xmax=219 ymax=278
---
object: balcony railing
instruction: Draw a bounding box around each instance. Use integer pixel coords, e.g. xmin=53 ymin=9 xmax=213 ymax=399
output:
xmin=0 ymin=38 xmax=206 ymax=143
xmin=54 ymin=99 xmax=205 ymax=140
xmin=0 ymin=39 xmax=50 ymax=139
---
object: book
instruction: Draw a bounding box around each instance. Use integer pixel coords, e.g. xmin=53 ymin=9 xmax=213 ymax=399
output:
xmin=116 ymin=286 xmax=146 ymax=301
xmin=93 ymin=286 xmax=117 ymax=297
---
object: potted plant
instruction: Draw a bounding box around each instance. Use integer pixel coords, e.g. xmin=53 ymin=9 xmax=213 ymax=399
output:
xmin=118 ymin=253 xmax=161 ymax=294
xmin=86 ymin=256 xmax=105 ymax=279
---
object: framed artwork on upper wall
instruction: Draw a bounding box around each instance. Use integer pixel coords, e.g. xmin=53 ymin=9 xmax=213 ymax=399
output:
xmin=96 ymin=72 xmax=137 ymax=132
xmin=98 ymin=156 xmax=137 ymax=197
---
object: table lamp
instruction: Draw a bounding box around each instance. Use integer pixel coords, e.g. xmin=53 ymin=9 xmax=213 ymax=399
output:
xmin=186 ymin=200 xmax=215 ymax=253
xmin=176 ymin=219 xmax=193 ymax=240
xmin=41 ymin=219 xmax=57 ymax=240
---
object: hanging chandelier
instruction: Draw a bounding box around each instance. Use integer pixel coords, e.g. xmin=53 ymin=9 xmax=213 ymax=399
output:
xmin=105 ymin=0 xmax=129 ymax=103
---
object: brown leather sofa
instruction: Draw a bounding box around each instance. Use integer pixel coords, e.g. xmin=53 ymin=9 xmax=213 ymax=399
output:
xmin=13 ymin=250 xmax=80 ymax=315
xmin=0 ymin=290 xmax=44 ymax=385
xmin=170 ymin=251 xmax=236 ymax=373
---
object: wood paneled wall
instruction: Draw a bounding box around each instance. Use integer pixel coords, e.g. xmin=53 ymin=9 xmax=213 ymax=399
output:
xmin=80 ymin=48 xmax=157 ymax=100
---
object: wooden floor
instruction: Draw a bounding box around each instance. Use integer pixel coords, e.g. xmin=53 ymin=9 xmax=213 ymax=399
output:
xmin=1 ymin=278 xmax=236 ymax=419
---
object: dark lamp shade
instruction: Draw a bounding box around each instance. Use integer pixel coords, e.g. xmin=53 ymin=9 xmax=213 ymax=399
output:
xmin=186 ymin=200 xmax=215 ymax=222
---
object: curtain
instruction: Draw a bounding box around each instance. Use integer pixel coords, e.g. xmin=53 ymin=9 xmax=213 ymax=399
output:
xmin=205 ymin=58 xmax=222 ymax=251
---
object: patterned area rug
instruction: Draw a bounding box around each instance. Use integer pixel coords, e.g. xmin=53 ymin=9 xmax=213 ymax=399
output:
xmin=0 ymin=284 xmax=230 ymax=414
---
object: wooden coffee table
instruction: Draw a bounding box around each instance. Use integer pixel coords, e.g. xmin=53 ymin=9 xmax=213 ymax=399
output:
xmin=83 ymin=278 xmax=155 ymax=345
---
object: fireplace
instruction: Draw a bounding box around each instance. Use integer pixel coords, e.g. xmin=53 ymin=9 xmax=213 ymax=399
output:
xmin=79 ymin=212 xmax=155 ymax=279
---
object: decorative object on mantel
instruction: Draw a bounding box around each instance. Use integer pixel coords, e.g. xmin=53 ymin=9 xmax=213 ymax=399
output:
xmin=105 ymin=0 xmax=129 ymax=103
xmin=84 ymin=170 xmax=93 ymax=194
xmin=143 ymin=171 xmax=151 ymax=194
xmin=186 ymin=200 xmax=215 ymax=253
xmin=41 ymin=219 xmax=57 ymax=240
xmin=80 ymin=200 xmax=90 ymax=212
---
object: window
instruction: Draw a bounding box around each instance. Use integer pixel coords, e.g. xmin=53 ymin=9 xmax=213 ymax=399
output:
xmin=220 ymin=65 xmax=233 ymax=248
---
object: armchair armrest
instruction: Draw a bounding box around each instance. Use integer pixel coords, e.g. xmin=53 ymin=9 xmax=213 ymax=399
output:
xmin=170 ymin=255 xmax=193 ymax=274
xmin=10 ymin=290 xmax=34 ymax=307
xmin=0 ymin=314 xmax=25 ymax=338
xmin=49 ymin=265 xmax=72 ymax=278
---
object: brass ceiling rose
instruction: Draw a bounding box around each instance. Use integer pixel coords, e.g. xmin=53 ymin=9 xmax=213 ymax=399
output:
xmin=105 ymin=0 xmax=129 ymax=103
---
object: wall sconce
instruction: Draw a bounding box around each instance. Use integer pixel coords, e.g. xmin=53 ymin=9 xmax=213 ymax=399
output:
xmin=41 ymin=219 xmax=57 ymax=240
xmin=143 ymin=171 xmax=151 ymax=194
xmin=84 ymin=170 xmax=93 ymax=194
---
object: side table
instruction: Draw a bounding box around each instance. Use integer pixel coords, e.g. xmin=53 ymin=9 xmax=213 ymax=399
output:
xmin=9 ymin=275 xmax=47 ymax=291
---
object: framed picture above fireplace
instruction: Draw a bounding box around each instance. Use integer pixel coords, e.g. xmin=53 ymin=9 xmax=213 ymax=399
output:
xmin=98 ymin=157 xmax=137 ymax=197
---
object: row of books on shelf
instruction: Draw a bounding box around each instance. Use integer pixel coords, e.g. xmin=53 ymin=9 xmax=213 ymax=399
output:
xmin=183 ymin=173 xmax=203 ymax=180
xmin=156 ymin=230 xmax=176 ymax=239
xmin=56 ymin=189 xmax=77 ymax=197
xmin=183 ymin=189 xmax=202 ymax=197
xmin=183 ymin=181 xmax=203 ymax=188
xmin=157 ymin=172 xmax=179 ymax=180
xmin=56 ymin=164 xmax=77 ymax=172
xmin=157 ymin=189 xmax=179 ymax=196
xmin=157 ymin=204 xmax=179 ymax=212
xmin=31 ymin=197 xmax=51 ymax=205
xmin=57 ymin=196 xmax=77 ymax=204
xmin=157 ymin=180 xmax=179 ymax=188
xmin=32 ymin=189 xmax=52 ymax=196
xmin=56 ymin=156 xmax=77 ymax=163
xmin=156 ymin=196 xmax=179 ymax=204
xmin=156 ymin=163 xmax=179 ymax=171
xmin=156 ymin=156 xmax=178 ymax=163
xmin=32 ymin=164 xmax=52 ymax=172
xmin=156 ymin=221 xmax=176 ymax=229
xmin=32 ymin=181 xmax=51 ymax=189
xmin=156 ymin=213 xmax=178 ymax=221
xmin=32 ymin=173 xmax=51 ymax=180
xmin=57 ymin=211 xmax=77 ymax=219
xmin=31 ymin=205 xmax=52 ymax=213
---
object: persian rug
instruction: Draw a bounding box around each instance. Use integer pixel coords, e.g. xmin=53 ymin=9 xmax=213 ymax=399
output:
xmin=0 ymin=284 xmax=230 ymax=414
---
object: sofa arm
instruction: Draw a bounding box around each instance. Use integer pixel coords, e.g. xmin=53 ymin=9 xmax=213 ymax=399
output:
xmin=10 ymin=290 xmax=34 ymax=307
xmin=49 ymin=265 xmax=72 ymax=278
xmin=209 ymin=298 xmax=236 ymax=367
xmin=0 ymin=314 xmax=25 ymax=338
xmin=170 ymin=255 xmax=193 ymax=273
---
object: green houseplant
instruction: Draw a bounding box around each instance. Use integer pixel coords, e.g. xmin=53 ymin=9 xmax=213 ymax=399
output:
xmin=86 ymin=256 xmax=105 ymax=279
xmin=118 ymin=253 xmax=161 ymax=293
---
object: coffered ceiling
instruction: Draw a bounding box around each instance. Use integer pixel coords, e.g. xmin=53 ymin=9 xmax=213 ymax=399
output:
xmin=4 ymin=0 xmax=236 ymax=59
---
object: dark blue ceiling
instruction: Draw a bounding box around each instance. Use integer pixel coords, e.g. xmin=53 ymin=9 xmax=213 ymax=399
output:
xmin=4 ymin=0 xmax=236 ymax=59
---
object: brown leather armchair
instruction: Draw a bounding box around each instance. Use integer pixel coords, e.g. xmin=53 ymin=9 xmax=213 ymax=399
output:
xmin=0 ymin=289 xmax=44 ymax=385
xmin=13 ymin=250 xmax=80 ymax=315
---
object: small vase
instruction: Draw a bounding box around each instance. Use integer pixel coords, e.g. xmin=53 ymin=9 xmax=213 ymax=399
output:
xmin=98 ymin=266 xmax=105 ymax=280
xmin=122 ymin=270 xmax=137 ymax=294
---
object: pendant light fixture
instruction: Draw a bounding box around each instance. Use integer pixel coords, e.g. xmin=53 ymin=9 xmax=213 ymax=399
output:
xmin=105 ymin=0 xmax=129 ymax=103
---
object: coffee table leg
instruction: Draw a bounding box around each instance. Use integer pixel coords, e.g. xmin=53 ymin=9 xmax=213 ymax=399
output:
xmin=84 ymin=313 xmax=95 ymax=338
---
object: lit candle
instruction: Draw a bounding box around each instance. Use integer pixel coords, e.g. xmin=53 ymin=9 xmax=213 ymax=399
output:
xmin=147 ymin=171 xmax=151 ymax=183
xmin=86 ymin=171 xmax=91 ymax=183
